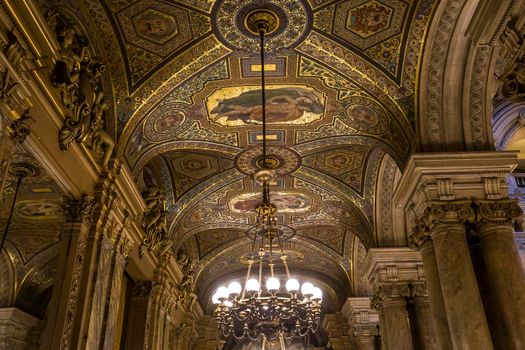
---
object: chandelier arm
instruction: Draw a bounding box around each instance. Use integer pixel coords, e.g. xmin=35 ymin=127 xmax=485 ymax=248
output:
xmin=242 ymin=260 xmax=254 ymax=299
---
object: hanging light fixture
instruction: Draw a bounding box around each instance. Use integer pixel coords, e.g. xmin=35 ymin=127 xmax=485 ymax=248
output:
xmin=211 ymin=10 xmax=322 ymax=347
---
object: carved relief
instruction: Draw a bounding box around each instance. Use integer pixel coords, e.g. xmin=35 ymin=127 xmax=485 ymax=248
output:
xmin=9 ymin=111 xmax=32 ymax=144
xmin=48 ymin=11 xmax=114 ymax=167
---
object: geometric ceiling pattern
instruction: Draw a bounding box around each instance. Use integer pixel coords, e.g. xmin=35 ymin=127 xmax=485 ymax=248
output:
xmin=56 ymin=0 xmax=437 ymax=306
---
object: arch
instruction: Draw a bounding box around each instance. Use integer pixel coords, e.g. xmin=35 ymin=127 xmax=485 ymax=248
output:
xmin=418 ymin=0 xmax=517 ymax=152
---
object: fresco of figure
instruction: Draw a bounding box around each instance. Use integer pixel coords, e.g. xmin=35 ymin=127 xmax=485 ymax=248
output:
xmin=210 ymin=86 xmax=324 ymax=125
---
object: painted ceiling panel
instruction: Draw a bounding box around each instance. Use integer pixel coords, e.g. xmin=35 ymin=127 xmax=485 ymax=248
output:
xmin=46 ymin=0 xmax=435 ymax=304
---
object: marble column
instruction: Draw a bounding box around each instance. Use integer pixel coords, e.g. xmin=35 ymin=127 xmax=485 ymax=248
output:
xmin=475 ymin=200 xmax=525 ymax=349
xmin=412 ymin=290 xmax=438 ymax=350
xmin=428 ymin=201 xmax=493 ymax=349
xmin=370 ymin=294 xmax=388 ymax=350
xmin=468 ymin=235 xmax=504 ymax=347
xmin=381 ymin=294 xmax=413 ymax=350
xmin=413 ymin=237 xmax=452 ymax=350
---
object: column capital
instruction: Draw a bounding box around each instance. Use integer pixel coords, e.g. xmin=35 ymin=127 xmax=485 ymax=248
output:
xmin=474 ymin=199 xmax=523 ymax=232
xmin=424 ymin=200 xmax=475 ymax=226
xmin=363 ymin=247 xmax=424 ymax=292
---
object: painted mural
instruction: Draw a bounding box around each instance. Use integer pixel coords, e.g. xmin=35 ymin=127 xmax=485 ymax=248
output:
xmin=229 ymin=192 xmax=311 ymax=214
xmin=206 ymin=85 xmax=325 ymax=126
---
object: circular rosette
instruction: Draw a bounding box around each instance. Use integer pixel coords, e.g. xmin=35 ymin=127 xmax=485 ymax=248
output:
xmin=344 ymin=97 xmax=389 ymax=135
xmin=235 ymin=146 xmax=301 ymax=177
xmin=144 ymin=103 xmax=191 ymax=142
xmin=212 ymin=0 xmax=312 ymax=55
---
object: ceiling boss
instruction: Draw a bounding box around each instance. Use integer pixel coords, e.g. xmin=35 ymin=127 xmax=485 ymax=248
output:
xmin=211 ymin=9 xmax=323 ymax=350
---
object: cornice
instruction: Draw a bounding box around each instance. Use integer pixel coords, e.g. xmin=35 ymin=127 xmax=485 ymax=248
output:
xmin=394 ymin=151 xmax=518 ymax=209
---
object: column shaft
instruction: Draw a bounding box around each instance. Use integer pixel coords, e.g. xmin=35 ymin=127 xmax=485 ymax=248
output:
xmin=431 ymin=224 xmax=493 ymax=349
xmin=377 ymin=310 xmax=388 ymax=350
xmin=469 ymin=237 xmax=505 ymax=348
xmin=419 ymin=241 xmax=452 ymax=350
xmin=413 ymin=297 xmax=438 ymax=350
xmin=478 ymin=222 xmax=525 ymax=349
xmin=382 ymin=299 xmax=413 ymax=350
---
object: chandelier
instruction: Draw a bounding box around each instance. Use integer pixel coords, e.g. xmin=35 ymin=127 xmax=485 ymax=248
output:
xmin=211 ymin=9 xmax=322 ymax=348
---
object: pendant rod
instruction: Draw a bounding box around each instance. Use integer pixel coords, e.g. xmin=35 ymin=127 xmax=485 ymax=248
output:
xmin=259 ymin=29 xmax=267 ymax=168
xmin=0 ymin=174 xmax=24 ymax=253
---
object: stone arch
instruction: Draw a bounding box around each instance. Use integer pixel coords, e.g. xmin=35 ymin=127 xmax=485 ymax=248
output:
xmin=374 ymin=153 xmax=402 ymax=247
xmin=418 ymin=0 xmax=519 ymax=152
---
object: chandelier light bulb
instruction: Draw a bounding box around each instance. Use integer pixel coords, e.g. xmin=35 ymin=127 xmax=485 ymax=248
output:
xmin=216 ymin=286 xmax=229 ymax=300
xmin=286 ymin=278 xmax=300 ymax=292
xmin=312 ymin=287 xmax=323 ymax=301
xmin=266 ymin=277 xmax=280 ymax=292
xmin=212 ymin=292 xmax=221 ymax=304
xmin=246 ymin=278 xmax=260 ymax=292
xmin=228 ymin=281 xmax=242 ymax=296
xmin=301 ymin=282 xmax=314 ymax=297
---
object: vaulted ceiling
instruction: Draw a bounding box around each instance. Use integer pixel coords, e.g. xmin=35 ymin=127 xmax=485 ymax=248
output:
xmin=44 ymin=0 xmax=437 ymax=308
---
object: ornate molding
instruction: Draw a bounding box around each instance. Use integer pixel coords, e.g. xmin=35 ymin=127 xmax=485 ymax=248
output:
xmin=423 ymin=0 xmax=464 ymax=150
xmin=468 ymin=44 xmax=493 ymax=149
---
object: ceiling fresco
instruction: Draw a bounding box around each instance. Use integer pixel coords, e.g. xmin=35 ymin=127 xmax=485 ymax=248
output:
xmin=44 ymin=0 xmax=437 ymax=306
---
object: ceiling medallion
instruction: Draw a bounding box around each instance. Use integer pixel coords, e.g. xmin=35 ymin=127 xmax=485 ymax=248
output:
xmin=212 ymin=15 xmax=321 ymax=347
xmin=211 ymin=0 xmax=312 ymax=54
xmin=235 ymin=146 xmax=301 ymax=177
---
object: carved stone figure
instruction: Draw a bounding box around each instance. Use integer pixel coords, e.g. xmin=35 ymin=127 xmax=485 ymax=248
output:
xmin=139 ymin=186 xmax=169 ymax=257
xmin=50 ymin=12 xmax=115 ymax=167
xmin=177 ymin=259 xmax=197 ymax=310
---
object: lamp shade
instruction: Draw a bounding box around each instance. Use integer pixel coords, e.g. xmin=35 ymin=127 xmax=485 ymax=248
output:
xmin=266 ymin=277 xmax=280 ymax=292
xmin=286 ymin=278 xmax=300 ymax=292
xmin=246 ymin=278 xmax=260 ymax=292
xmin=301 ymin=282 xmax=314 ymax=296
xmin=228 ymin=281 xmax=242 ymax=296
